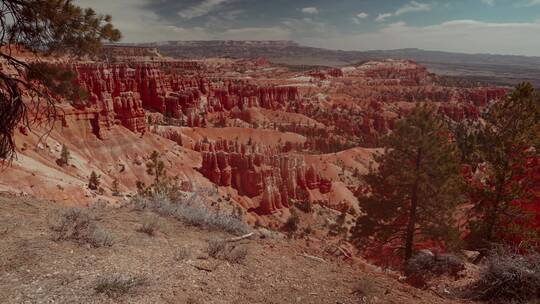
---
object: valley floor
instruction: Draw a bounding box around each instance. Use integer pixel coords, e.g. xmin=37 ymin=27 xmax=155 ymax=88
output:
xmin=0 ymin=193 xmax=470 ymax=304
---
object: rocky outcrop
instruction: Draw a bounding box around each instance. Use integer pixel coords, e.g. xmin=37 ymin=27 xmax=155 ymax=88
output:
xmin=197 ymin=139 xmax=331 ymax=215
xmin=74 ymin=63 xmax=299 ymax=134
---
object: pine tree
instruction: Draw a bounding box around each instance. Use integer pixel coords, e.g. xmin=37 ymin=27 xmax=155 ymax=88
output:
xmin=111 ymin=179 xmax=120 ymax=196
xmin=1 ymin=0 xmax=121 ymax=160
xmin=59 ymin=145 xmax=70 ymax=166
xmin=146 ymin=151 xmax=166 ymax=185
xmin=467 ymin=83 xmax=540 ymax=250
xmin=351 ymin=104 xmax=464 ymax=263
xmin=88 ymin=171 xmax=101 ymax=190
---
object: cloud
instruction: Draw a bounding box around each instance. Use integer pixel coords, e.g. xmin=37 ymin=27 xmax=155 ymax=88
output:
xmin=357 ymin=12 xmax=369 ymax=19
xmin=75 ymin=0 xmax=540 ymax=56
xmin=395 ymin=1 xmax=432 ymax=15
xmin=301 ymin=7 xmax=319 ymax=14
xmin=376 ymin=13 xmax=393 ymax=22
xmin=220 ymin=27 xmax=292 ymax=40
xmin=74 ymin=0 xmax=210 ymax=42
xmin=352 ymin=12 xmax=369 ymax=24
xmin=376 ymin=1 xmax=432 ymax=22
xmin=516 ymin=0 xmax=540 ymax=6
xmin=480 ymin=0 xmax=495 ymax=5
xmin=282 ymin=18 xmax=331 ymax=37
xmin=301 ymin=19 xmax=540 ymax=56
xmin=177 ymin=0 xmax=231 ymax=19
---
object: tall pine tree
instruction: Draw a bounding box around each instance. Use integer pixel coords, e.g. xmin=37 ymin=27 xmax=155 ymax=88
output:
xmin=351 ymin=104 xmax=464 ymax=263
xmin=1 ymin=0 xmax=121 ymax=160
xmin=467 ymin=83 xmax=540 ymax=250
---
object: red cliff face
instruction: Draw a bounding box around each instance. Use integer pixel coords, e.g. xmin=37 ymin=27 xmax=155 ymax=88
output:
xmin=197 ymin=139 xmax=331 ymax=215
xmin=76 ymin=64 xmax=147 ymax=135
xmin=74 ymin=63 xmax=299 ymax=133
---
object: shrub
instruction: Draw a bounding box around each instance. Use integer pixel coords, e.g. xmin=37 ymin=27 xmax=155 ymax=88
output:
xmin=88 ymin=171 xmax=101 ymax=190
xmin=136 ymin=215 xmax=160 ymax=236
xmin=284 ymin=210 xmax=300 ymax=233
xmin=111 ymin=179 xmax=120 ymax=196
xmin=405 ymin=250 xmax=464 ymax=287
xmin=296 ymin=200 xmax=313 ymax=213
xmin=49 ymin=208 xmax=113 ymax=247
xmin=224 ymin=246 xmax=248 ymax=264
xmin=329 ymin=210 xmax=348 ymax=237
xmin=94 ymin=274 xmax=145 ymax=298
xmin=355 ymin=276 xmax=379 ymax=304
xmin=131 ymin=193 xmax=250 ymax=236
xmin=207 ymin=237 xmax=227 ymax=258
xmin=464 ymin=250 xmax=540 ymax=303
xmin=58 ymin=144 xmax=70 ymax=166
xmin=206 ymin=237 xmax=248 ymax=264
xmin=173 ymin=246 xmax=191 ymax=261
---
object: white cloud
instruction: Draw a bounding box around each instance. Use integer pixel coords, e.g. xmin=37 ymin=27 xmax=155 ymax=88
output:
xmin=74 ymin=0 xmax=287 ymax=43
xmin=177 ymin=0 xmax=231 ymax=19
xmin=516 ymin=0 xmax=540 ymax=6
xmin=376 ymin=13 xmax=393 ymax=22
xmin=75 ymin=0 xmax=210 ymax=42
xmin=395 ymin=1 xmax=432 ymax=15
xmin=301 ymin=19 xmax=540 ymax=56
xmin=357 ymin=12 xmax=369 ymax=19
xmin=480 ymin=0 xmax=495 ymax=6
xmin=376 ymin=1 xmax=432 ymax=22
xmin=352 ymin=12 xmax=369 ymax=24
xmin=220 ymin=27 xmax=292 ymax=40
xmin=301 ymin=7 xmax=319 ymax=14
xmin=75 ymin=0 xmax=540 ymax=56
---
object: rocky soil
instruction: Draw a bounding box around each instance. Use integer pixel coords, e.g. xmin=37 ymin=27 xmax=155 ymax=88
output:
xmin=0 ymin=193 xmax=470 ymax=304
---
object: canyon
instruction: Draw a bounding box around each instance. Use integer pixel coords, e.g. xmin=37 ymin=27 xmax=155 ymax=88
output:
xmin=1 ymin=49 xmax=508 ymax=226
xmin=0 ymin=44 xmax=523 ymax=304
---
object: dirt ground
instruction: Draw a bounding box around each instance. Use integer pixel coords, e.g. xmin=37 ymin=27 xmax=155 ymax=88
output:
xmin=0 ymin=193 xmax=471 ymax=304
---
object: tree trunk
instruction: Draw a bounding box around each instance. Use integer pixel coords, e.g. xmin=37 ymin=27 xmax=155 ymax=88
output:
xmin=485 ymin=170 xmax=506 ymax=245
xmin=405 ymin=184 xmax=418 ymax=262
xmin=405 ymin=148 xmax=422 ymax=262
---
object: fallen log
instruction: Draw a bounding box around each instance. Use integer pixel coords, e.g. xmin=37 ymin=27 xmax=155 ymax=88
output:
xmin=226 ymin=232 xmax=254 ymax=242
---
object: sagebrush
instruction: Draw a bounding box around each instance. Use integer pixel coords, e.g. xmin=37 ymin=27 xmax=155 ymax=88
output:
xmin=464 ymin=250 xmax=540 ymax=303
xmin=49 ymin=208 xmax=113 ymax=247
xmin=206 ymin=237 xmax=248 ymax=264
xmin=131 ymin=193 xmax=250 ymax=236
xmin=94 ymin=274 xmax=145 ymax=298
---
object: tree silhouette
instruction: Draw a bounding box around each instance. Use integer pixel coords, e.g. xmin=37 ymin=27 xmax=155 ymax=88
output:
xmin=1 ymin=0 xmax=121 ymax=160
xmin=351 ymin=104 xmax=464 ymax=263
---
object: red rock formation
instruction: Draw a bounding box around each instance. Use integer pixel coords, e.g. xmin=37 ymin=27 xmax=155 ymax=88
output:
xmin=74 ymin=63 xmax=300 ymax=131
xmin=197 ymin=139 xmax=330 ymax=215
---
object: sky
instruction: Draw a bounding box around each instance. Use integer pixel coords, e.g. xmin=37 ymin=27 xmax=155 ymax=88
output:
xmin=75 ymin=0 xmax=540 ymax=56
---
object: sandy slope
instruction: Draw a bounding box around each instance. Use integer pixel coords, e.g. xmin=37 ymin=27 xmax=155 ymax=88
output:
xmin=0 ymin=193 xmax=470 ymax=304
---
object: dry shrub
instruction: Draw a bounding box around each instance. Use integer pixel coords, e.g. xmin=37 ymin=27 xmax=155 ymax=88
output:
xmin=207 ymin=237 xmax=227 ymax=258
xmin=405 ymin=250 xmax=464 ymax=287
xmin=49 ymin=208 xmax=113 ymax=247
xmin=94 ymin=274 xmax=145 ymax=298
xmin=132 ymin=194 xmax=250 ymax=236
xmin=283 ymin=210 xmax=300 ymax=233
xmin=224 ymin=246 xmax=248 ymax=264
xmin=136 ymin=215 xmax=160 ymax=236
xmin=355 ymin=276 xmax=379 ymax=304
xmin=173 ymin=246 xmax=191 ymax=261
xmin=464 ymin=250 xmax=540 ymax=303
xmin=206 ymin=237 xmax=248 ymax=264
xmin=296 ymin=200 xmax=313 ymax=213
